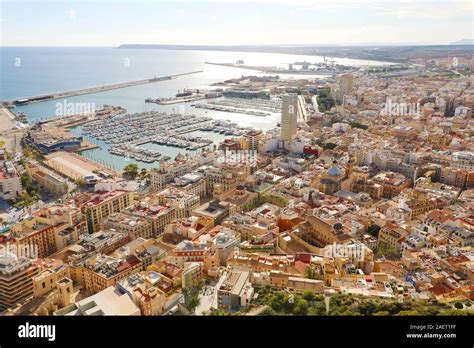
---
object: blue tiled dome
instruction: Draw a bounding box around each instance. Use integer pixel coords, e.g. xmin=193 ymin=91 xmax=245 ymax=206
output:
xmin=327 ymin=166 xmax=342 ymax=176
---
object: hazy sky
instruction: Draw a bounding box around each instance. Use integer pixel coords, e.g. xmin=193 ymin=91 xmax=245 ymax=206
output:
xmin=1 ymin=0 xmax=473 ymax=46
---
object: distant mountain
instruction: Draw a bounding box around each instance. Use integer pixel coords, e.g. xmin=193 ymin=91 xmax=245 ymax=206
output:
xmin=450 ymin=39 xmax=474 ymax=45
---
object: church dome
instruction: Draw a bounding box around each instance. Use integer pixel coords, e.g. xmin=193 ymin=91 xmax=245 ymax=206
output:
xmin=327 ymin=166 xmax=342 ymax=177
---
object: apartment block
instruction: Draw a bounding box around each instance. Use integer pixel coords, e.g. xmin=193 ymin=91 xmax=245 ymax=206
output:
xmin=82 ymin=190 xmax=134 ymax=233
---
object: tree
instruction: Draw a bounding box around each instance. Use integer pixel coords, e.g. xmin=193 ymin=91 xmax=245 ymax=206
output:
xmin=316 ymin=87 xmax=335 ymax=112
xmin=293 ymin=299 xmax=309 ymax=315
xmin=20 ymin=174 xmax=32 ymax=188
xmin=367 ymin=224 xmax=381 ymax=238
xmin=123 ymin=163 xmax=139 ymax=179
xmin=302 ymin=290 xmax=316 ymax=301
xmin=208 ymin=308 xmax=231 ymax=316
xmin=322 ymin=142 xmax=337 ymax=150
xmin=376 ymin=242 xmax=399 ymax=260
xmin=261 ymin=307 xmax=275 ymax=316
xmin=305 ymin=266 xmax=318 ymax=280
xmin=439 ymin=309 xmax=470 ymax=316
xmin=357 ymin=300 xmax=377 ymax=316
xmin=349 ymin=121 xmax=369 ymax=130
xmin=270 ymin=292 xmax=286 ymax=312
xmin=75 ymin=178 xmax=85 ymax=187
xmin=186 ymin=295 xmax=200 ymax=313
xmin=308 ymin=301 xmax=327 ymax=316
xmin=396 ymin=310 xmax=421 ymax=316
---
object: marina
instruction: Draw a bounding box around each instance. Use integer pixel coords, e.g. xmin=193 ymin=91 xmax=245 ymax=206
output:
xmin=81 ymin=111 xmax=215 ymax=144
xmin=192 ymin=103 xmax=272 ymax=116
xmin=108 ymin=144 xmax=167 ymax=163
xmin=191 ymin=97 xmax=282 ymax=117
xmin=79 ymin=111 xmax=250 ymax=166
xmin=211 ymin=97 xmax=282 ymax=113
xmin=145 ymin=89 xmax=222 ymax=105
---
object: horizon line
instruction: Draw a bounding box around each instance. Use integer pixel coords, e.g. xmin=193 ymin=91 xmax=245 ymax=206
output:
xmin=1 ymin=43 xmax=473 ymax=48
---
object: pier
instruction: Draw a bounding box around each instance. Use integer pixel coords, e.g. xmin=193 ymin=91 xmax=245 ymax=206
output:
xmin=3 ymin=70 xmax=203 ymax=106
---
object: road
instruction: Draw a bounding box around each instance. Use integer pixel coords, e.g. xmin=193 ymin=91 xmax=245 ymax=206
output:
xmin=246 ymin=305 xmax=268 ymax=316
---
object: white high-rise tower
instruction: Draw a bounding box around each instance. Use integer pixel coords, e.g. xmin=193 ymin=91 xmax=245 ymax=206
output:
xmin=281 ymin=93 xmax=298 ymax=143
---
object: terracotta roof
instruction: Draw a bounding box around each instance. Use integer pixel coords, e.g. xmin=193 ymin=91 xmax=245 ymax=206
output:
xmin=429 ymin=284 xmax=453 ymax=297
xmin=294 ymin=260 xmax=309 ymax=274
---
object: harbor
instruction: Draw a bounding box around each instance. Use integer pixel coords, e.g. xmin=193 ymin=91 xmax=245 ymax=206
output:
xmin=145 ymin=88 xmax=222 ymax=105
xmin=108 ymin=144 xmax=168 ymax=163
xmin=81 ymin=112 xmax=215 ymax=144
xmin=192 ymin=103 xmax=271 ymax=116
xmin=192 ymin=97 xmax=282 ymax=117
xmin=77 ymin=111 xmax=251 ymax=167
xmin=205 ymin=60 xmax=356 ymax=75
xmin=4 ymin=50 xmax=391 ymax=173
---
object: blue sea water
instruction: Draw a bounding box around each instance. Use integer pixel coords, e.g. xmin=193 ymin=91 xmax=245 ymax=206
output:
xmin=1 ymin=47 xmax=390 ymax=170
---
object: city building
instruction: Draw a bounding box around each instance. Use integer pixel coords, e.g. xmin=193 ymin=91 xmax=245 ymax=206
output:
xmin=192 ymin=200 xmax=232 ymax=226
xmin=217 ymin=270 xmax=254 ymax=310
xmin=182 ymin=262 xmax=203 ymax=289
xmin=153 ymin=188 xmax=200 ymax=219
xmin=126 ymin=202 xmax=176 ymax=237
xmin=27 ymin=161 xmax=68 ymax=195
xmin=80 ymin=253 xmax=143 ymax=293
xmin=32 ymin=259 xmax=69 ymax=297
xmin=0 ymin=161 xmax=21 ymax=201
xmin=371 ymin=172 xmax=411 ymax=199
xmin=79 ymin=230 xmax=130 ymax=255
xmin=82 ymin=190 xmax=134 ymax=233
xmin=103 ymin=212 xmax=153 ymax=240
xmin=164 ymin=215 xmax=214 ymax=239
xmin=0 ymin=253 xmax=39 ymax=311
xmin=281 ymin=93 xmax=298 ymax=143
xmin=54 ymin=286 xmax=140 ymax=316
xmin=116 ymin=272 xmax=167 ymax=316
xmin=27 ymin=127 xmax=83 ymax=154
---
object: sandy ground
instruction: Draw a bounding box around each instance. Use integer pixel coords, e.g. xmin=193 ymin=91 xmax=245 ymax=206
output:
xmin=45 ymin=151 xmax=102 ymax=180
xmin=0 ymin=106 xmax=26 ymax=155
xmin=0 ymin=106 xmax=15 ymax=132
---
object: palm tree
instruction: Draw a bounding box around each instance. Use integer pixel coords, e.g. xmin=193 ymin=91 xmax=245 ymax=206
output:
xmin=123 ymin=163 xmax=139 ymax=179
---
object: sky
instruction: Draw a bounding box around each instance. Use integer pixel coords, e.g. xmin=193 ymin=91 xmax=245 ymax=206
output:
xmin=0 ymin=0 xmax=473 ymax=46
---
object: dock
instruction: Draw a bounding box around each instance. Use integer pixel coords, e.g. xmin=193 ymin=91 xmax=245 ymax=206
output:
xmin=3 ymin=70 xmax=203 ymax=106
xmin=205 ymin=62 xmax=352 ymax=75
xmin=147 ymin=94 xmax=207 ymax=105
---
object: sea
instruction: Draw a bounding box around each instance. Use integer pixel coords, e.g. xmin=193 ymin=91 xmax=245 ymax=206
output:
xmin=1 ymin=47 xmax=390 ymax=170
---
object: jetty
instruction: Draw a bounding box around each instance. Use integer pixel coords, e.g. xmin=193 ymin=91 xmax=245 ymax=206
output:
xmin=2 ymin=71 xmax=203 ymax=106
